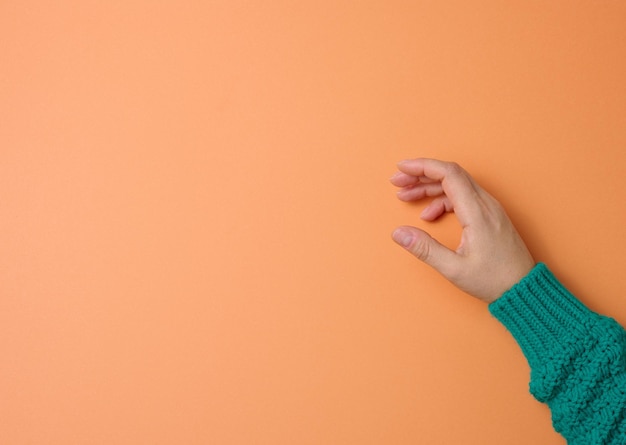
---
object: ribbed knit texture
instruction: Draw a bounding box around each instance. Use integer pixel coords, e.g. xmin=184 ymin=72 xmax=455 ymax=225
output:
xmin=489 ymin=263 xmax=626 ymax=444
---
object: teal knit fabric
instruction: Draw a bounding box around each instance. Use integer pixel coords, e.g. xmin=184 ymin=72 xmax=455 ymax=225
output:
xmin=489 ymin=263 xmax=626 ymax=444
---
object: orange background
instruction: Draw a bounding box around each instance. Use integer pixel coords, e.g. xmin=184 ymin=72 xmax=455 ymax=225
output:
xmin=2 ymin=1 xmax=626 ymax=444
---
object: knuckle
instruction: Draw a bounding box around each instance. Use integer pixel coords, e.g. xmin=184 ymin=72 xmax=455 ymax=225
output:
xmin=446 ymin=161 xmax=464 ymax=176
xmin=411 ymin=238 xmax=431 ymax=262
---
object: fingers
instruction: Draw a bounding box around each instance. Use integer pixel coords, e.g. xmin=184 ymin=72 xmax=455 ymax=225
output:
xmin=392 ymin=158 xmax=482 ymax=226
xmin=390 ymin=172 xmax=438 ymax=187
xmin=420 ymin=196 xmax=453 ymax=221
xmin=395 ymin=158 xmax=478 ymax=203
xmin=395 ymin=158 xmax=460 ymax=179
xmin=396 ymin=183 xmax=444 ymax=202
xmin=391 ymin=170 xmax=443 ymax=202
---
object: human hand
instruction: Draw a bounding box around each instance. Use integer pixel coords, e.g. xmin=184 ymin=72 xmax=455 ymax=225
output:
xmin=390 ymin=158 xmax=535 ymax=303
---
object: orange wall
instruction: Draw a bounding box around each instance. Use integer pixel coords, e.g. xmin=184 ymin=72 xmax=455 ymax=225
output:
xmin=2 ymin=1 xmax=626 ymax=444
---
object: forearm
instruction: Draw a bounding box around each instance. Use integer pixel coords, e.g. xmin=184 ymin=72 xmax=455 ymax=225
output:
xmin=489 ymin=264 xmax=626 ymax=444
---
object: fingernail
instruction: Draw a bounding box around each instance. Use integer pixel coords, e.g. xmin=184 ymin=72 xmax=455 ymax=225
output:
xmin=390 ymin=171 xmax=402 ymax=180
xmin=392 ymin=228 xmax=414 ymax=247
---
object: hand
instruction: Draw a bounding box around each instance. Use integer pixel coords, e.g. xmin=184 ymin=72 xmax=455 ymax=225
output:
xmin=390 ymin=158 xmax=535 ymax=303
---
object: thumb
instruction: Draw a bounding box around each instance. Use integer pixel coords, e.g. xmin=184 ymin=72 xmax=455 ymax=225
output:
xmin=392 ymin=226 xmax=459 ymax=276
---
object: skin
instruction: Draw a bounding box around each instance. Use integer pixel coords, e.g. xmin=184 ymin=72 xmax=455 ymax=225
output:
xmin=390 ymin=158 xmax=536 ymax=304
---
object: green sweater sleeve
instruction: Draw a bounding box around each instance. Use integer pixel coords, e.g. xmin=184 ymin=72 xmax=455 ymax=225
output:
xmin=488 ymin=263 xmax=626 ymax=444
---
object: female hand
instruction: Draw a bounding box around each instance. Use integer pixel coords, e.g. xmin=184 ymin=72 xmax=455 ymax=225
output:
xmin=390 ymin=158 xmax=536 ymax=303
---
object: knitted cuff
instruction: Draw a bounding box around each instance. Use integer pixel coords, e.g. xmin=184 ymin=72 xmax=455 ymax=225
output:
xmin=488 ymin=263 xmax=601 ymax=370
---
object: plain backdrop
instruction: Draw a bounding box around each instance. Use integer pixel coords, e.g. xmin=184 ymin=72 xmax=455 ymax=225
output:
xmin=2 ymin=1 xmax=626 ymax=444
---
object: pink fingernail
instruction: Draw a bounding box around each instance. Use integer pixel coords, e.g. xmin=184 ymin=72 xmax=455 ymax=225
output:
xmin=392 ymin=228 xmax=414 ymax=247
